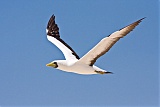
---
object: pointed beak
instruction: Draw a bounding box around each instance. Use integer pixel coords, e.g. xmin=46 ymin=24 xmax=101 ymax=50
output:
xmin=46 ymin=62 xmax=58 ymax=68
xmin=46 ymin=63 xmax=54 ymax=67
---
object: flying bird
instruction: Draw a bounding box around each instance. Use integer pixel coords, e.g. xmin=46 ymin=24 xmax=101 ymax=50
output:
xmin=46 ymin=14 xmax=145 ymax=75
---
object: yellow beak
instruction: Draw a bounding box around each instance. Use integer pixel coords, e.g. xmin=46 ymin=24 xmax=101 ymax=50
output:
xmin=46 ymin=62 xmax=58 ymax=68
xmin=46 ymin=63 xmax=54 ymax=67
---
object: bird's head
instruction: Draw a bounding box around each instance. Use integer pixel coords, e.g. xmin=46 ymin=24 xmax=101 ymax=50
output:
xmin=46 ymin=61 xmax=58 ymax=68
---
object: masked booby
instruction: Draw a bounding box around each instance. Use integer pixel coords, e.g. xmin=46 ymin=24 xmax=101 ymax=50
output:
xmin=46 ymin=14 xmax=145 ymax=75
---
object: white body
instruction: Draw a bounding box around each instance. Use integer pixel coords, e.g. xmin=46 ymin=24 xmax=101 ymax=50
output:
xmin=46 ymin=15 xmax=144 ymax=75
xmin=54 ymin=60 xmax=105 ymax=75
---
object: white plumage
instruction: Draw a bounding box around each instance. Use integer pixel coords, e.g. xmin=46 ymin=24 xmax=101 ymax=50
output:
xmin=46 ymin=14 xmax=145 ymax=75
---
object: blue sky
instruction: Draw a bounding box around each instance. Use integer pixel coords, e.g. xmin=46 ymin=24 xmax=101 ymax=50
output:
xmin=0 ymin=0 xmax=159 ymax=107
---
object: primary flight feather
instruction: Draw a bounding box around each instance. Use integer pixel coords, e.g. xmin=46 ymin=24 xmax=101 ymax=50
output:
xmin=46 ymin=14 xmax=145 ymax=75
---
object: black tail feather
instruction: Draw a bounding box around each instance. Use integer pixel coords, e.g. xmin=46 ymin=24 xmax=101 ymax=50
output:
xmin=95 ymin=71 xmax=113 ymax=74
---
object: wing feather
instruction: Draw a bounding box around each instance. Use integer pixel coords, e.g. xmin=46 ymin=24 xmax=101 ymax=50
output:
xmin=78 ymin=18 xmax=145 ymax=66
xmin=46 ymin=15 xmax=80 ymax=60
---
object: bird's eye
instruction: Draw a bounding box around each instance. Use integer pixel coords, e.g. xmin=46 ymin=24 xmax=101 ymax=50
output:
xmin=53 ymin=62 xmax=57 ymax=64
xmin=53 ymin=62 xmax=58 ymax=68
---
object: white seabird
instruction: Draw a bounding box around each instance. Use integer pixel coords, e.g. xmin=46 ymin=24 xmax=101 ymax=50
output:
xmin=46 ymin=14 xmax=145 ymax=75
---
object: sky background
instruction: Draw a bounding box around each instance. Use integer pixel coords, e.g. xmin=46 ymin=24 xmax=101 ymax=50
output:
xmin=0 ymin=0 xmax=159 ymax=107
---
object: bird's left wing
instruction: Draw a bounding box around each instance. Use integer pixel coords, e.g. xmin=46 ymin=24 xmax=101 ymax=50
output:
xmin=46 ymin=15 xmax=80 ymax=60
xmin=78 ymin=18 xmax=145 ymax=66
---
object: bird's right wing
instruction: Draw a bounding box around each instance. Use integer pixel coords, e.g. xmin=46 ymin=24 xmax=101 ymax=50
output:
xmin=78 ymin=18 xmax=145 ymax=66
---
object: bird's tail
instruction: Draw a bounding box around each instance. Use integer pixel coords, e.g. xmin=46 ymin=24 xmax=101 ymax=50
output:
xmin=95 ymin=71 xmax=113 ymax=74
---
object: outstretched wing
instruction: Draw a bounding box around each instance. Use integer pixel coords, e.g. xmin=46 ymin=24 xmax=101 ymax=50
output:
xmin=78 ymin=18 xmax=145 ymax=66
xmin=46 ymin=15 xmax=80 ymax=60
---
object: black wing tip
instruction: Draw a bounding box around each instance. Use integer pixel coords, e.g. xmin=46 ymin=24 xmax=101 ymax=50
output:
xmin=140 ymin=17 xmax=146 ymax=20
xmin=48 ymin=14 xmax=55 ymax=26
xmin=118 ymin=17 xmax=146 ymax=31
xmin=51 ymin=14 xmax=55 ymax=19
xmin=137 ymin=17 xmax=146 ymax=23
xmin=130 ymin=17 xmax=146 ymax=25
xmin=47 ymin=14 xmax=56 ymax=26
xmin=132 ymin=17 xmax=146 ymax=27
xmin=47 ymin=14 xmax=60 ymax=37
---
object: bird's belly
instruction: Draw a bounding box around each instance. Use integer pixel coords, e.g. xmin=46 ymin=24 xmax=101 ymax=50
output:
xmin=58 ymin=63 xmax=97 ymax=75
